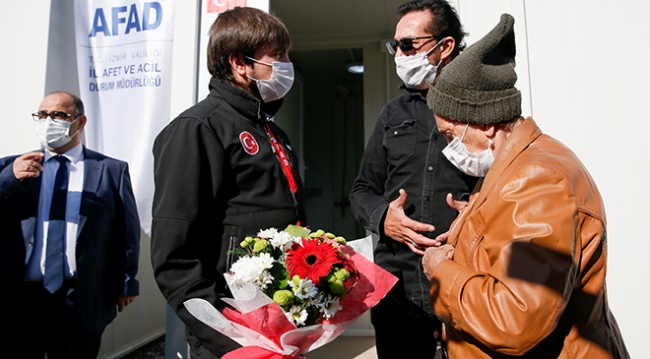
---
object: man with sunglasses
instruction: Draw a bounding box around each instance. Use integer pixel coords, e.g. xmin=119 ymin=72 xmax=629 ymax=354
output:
xmin=350 ymin=1 xmax=476 ymax=358
xmin=0 ymin=91 xmax=140 ymax=358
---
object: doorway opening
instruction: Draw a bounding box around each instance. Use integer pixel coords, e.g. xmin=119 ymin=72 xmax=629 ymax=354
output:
xmin=278 ymin=47 xmax=366 ymax=239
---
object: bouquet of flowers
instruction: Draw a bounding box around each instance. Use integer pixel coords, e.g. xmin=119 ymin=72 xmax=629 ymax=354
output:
xmin=184 ymin=225 xmax=397 ymax=359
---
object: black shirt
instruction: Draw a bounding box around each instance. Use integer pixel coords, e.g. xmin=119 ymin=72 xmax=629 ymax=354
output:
xmin=350 ymin=88 xmax=477 ymax=317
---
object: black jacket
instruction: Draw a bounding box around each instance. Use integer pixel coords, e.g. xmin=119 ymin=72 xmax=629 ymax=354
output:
xmin=350 ymin=89 xmax=477 ymax=317
xmin=151 ymin=78 xmax=306 ymax=357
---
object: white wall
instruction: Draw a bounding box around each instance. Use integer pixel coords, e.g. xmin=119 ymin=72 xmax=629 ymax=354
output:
xmin=0 ymin=2 xmax=51 ymax=155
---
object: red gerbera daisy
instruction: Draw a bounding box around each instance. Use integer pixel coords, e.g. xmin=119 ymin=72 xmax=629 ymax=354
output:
xmin=286 ymin=238 xmax=339 ymax=283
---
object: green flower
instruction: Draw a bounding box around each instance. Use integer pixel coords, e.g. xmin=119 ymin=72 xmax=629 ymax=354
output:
xmin=333 ymin=268 xmax=350 ymax=281
xmin=309 ymin=229 xmax=325 ymax=238
xmin=240 ymin=236 xmax=255 ymax=248
xmin=325 ymin=232 xmax=336 ymax=239
xmin=326 ymin=269 xmax=348 ymax=295
xmin=328 ymin=279 xmax=346 ymax=296
xmin=253 ymin=239 xmax=269 ymax=252
xmin=334 ymin=236 xmax=347 ymax=245
xmin=273 ymin=290 xmax=294 ymax=306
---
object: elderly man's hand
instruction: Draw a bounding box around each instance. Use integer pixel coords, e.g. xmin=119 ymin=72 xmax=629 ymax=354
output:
xmin=12 ymin=152 xmax=44 ymax=182
xmin=423 ymin=245 xmax=455 ymax=280
xmin=384 ymin=189 xmax=443 ymax=255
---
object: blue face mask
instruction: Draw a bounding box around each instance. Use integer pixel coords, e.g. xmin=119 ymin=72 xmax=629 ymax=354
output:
xmin=442 ymin=124 xmax=494 ymax=177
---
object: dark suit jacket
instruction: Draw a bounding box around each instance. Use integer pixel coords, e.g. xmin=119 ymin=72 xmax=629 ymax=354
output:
xmin=0 ymin=146 xmax=140 ymax=331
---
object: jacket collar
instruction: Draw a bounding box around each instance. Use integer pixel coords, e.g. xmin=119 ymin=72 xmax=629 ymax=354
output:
xmin=399 ymin=83 xmax=428 ymax=101
xmin=22 ymin=146 xmax=103 ymax=238
xmin=43 ymin=142 xmax=84 ymax=164
xmin=474 ymin=117 xmax=542 ymax=208
xmin=209 ymin=77 xmax=284 ymax=122
xmin=78 ymin=146 xmax=105 ymax=236
xmin=81 ymin=146 xmax=103 ymax=195
xmin=446 ymin=118 xmax=542 ymax=246
xmin=36 ymin=145 xmax=103 ymax=193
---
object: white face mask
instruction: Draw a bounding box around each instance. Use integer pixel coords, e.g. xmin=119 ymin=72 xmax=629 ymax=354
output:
xmin=395 ymin=38 xmax=444 ymax=89
xmin=36 ymin=117 xmax=79 ymax=149
xmin=246 ymin=57 xmax=295 ymax=102
xmin=442 ymin=124 xmax=494 ymax=177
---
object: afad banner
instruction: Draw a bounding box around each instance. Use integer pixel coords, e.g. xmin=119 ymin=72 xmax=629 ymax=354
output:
xmin=74 ymin=0 xmax=175 ymax=234
xmin=196 ymin=0 xmax=269 ymax=101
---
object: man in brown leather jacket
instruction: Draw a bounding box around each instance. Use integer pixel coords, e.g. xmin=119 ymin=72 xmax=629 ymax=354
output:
xmin=422 ymin=14 xmax=629 ymax=359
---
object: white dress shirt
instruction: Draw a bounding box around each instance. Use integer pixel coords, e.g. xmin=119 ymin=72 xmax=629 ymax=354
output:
xmin=24 ymin=143 xmax=84 ymax=282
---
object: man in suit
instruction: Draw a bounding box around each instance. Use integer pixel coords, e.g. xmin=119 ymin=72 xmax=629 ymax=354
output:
xmin=0 ymin=91 xmax=141 ymax=359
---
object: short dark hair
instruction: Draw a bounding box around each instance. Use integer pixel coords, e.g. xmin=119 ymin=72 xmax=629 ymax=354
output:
xmin=207 ymin=7 xmax=291 ymax=83
xmin=397 ymin=0 xmax=466 ymax=58
xmin=50 ymin=91 xmax=85 ymax=115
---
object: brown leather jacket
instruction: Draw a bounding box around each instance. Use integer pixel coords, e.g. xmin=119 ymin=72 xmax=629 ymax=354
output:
xmin=430 ymin=118 xmax=629 ymax=358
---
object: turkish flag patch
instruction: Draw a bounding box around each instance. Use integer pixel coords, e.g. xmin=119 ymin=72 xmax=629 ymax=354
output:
xmin=239 ymin=131 xmax=259 ymax=155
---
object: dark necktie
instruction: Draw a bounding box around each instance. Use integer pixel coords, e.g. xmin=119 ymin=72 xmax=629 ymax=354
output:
xmin=44 ymin=155 xmax=69 ymax=293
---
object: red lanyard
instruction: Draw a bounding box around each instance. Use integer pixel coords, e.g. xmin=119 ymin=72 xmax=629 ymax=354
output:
xmin=265 ymin=123 xmax=298 ymax=194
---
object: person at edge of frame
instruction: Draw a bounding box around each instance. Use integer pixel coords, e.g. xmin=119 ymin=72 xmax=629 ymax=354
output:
xmin=423 ymin=13 xmax=630 ymax=359
xmin=0 ymin=91 xmax=140 ymax=359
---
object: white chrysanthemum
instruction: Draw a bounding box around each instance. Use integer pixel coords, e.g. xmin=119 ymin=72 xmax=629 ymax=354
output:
xmin=317 ymin=295 xmax=342 ymax=320
xmin=270 ymin=231 xmax=299 ymax=250
xmin=257 ymin=252 xmax=274 ymax=269
xmin=289 ymin=278 xmax=318 ymax=300
xmin=257 ymin=227 xmax=278 ymax=239
xmin=230 ymin=254 xmax=274 ymax=289
xmin=285 ymin=305 xmax=308 ymax=326
xmin=257 ymin=271 xmax=274 ymax=289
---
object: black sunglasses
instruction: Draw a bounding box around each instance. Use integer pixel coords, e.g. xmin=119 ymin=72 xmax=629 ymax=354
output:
xmin=386 ymin=35 xmax=436 ymax=55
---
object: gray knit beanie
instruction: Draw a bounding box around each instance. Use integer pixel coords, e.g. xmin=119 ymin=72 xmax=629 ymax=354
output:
xmin=427 ymin=14 xmax=521 ymax=124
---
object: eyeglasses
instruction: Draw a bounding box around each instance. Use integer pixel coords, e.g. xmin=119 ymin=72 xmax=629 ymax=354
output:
xmin=386 ymin=35 xmax=436 ymax=55
xmin=32 ymin=111 xmax=81 ymax=123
